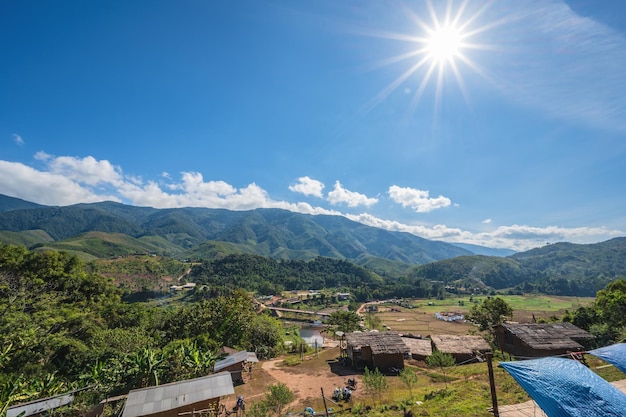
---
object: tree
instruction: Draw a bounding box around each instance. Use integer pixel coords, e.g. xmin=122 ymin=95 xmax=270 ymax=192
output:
xmin=425 ymin=350 xmax=455 ymax=389
xmin=247 ymin=315 xmax=284 ymax=359
xmin=595 ymin=279 xmax=626 ymax=329
xmin=362 ymin=367 xmax=388 ymax=403
xmin=263 ymin=383 xmax=294 ymax=416
xmin=128 ymin=347 xmax=165 ymax=388
xmin=180 ymin=341 xmax=217 ymax=378
xmin=327 ymin=310 xmax=361 ymax=333
xmin=399 ymin=367 xmax=418 ymax=398
xmin=466 ymin=297 xmax=513 ymax=331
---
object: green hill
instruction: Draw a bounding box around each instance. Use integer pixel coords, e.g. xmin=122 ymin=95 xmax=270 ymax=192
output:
xmin=409 ymin=237 xmax=626 ymax=296
xmin=0 ymin=195 xmax=472 ymax=268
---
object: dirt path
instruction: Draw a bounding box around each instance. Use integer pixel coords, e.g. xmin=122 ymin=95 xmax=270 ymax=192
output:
xmin=257 ymin=350 xmax=363 ymax=411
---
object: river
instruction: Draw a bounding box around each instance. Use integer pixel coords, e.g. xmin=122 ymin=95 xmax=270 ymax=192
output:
xmin=299 ymin=325 xmax=324 ymax=348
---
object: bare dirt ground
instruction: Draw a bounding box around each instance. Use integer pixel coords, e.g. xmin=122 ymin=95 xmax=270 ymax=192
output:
xmin=231 ymin=346 xmax=364 ymax=414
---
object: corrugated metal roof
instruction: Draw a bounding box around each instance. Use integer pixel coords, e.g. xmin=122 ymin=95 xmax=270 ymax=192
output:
xmin=7 ymin=393 xmax=74 ymax=417
xmin=214 ymin=351 xmax=258 ymax=372
xmin=121 ymin=372 xmax=234 ymax=417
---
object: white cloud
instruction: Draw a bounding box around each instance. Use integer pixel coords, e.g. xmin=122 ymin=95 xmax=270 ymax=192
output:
xmin=327 ymin=181 xmax=378 ymax=207
xmin=118 ymin=174 xmax=270 ymax=210
xmin=289 ymin=176 xmax=325 ymax=198
xmin=0 ymin=160 xmax=119 ymax=206
xmin=346 ymin=212 xmax=622 ymax=252
xmin=388 ymin=185 xmax=451 ymax=213
xmin=12 ymin=134 xmax=24 ymax=146
xmin=0 ymin=152 xmax=622 ymax=252
xmin=34 ymin=153 xmax=124 ymax=186
xmin=482 ymin=219 xmax=492 ymax=224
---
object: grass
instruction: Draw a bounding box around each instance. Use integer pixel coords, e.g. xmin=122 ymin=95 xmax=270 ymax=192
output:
xmin=254 ymin=350 xmax=625 ymax=417
xmin=372 ymin=295 xmax=594 ymax=335
xmin=247 ymin=348 xmax=533 ymax=417
xmin=241 ymin=295 xmax=604 ymax=416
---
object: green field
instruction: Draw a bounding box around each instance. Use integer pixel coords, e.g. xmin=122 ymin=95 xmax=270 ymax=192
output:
xmin=372 ymin=295 xmax=594 ymax=336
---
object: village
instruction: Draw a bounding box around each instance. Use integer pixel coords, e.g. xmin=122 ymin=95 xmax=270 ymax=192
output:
xmin=8 ymin=295 xmax=626 ymax=417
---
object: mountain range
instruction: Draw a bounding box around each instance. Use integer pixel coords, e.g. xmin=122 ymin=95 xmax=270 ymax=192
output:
xmin=1 ymin=194 xmax=625 ymax=296
xmin=0 ymin=194 xmax=480 ymax=266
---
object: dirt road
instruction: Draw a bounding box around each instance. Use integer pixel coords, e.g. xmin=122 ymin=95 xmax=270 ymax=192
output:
xmin=254 ymin=348 xmax=363 ymax=412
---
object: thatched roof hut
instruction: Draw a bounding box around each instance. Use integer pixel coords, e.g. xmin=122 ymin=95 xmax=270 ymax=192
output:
xmin=346 ymin=331 xmax=409 ymax=371
xmin=430 ymin=335 xmax=491 ymax=363
xmin=401 ymin=337 xmax=433 ymax=361
xmin=495 ymin=322 xmax=594 ymax=359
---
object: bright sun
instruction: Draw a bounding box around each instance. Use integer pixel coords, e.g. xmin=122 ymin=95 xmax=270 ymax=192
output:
xmin=363 ymin=0 xmax=493 ymax=114
xmin=426 ymin=25 xmax=462 ymax=63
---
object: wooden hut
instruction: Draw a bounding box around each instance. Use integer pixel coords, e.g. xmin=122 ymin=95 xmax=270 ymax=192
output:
xmin=495 ymin=322 xmax=594 ymax=359
xmin=401 ymin=337 xmax=433 ymax=361
xmin=430 ymin=335 xmax=491 ymax=363
xmin=121 ymin=372 xmax=234 ymax=417
xmin=214 ymin=351 xmax=259 ymax=385
xmin=345 ymin=331 xmax=409 ymax=371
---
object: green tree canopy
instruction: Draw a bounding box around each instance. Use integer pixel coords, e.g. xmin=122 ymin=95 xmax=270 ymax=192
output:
xmin=263 ymin=383 xmax=294 ymax=416
xmin=466 ymin=297 xmax=513 ymax=331
xmin=327 ymin=309 xmax=361 ymax=333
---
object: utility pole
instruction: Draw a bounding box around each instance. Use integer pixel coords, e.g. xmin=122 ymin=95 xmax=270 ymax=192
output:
xmin=487 ymin=352 xmax=499 ymax=417
xmin=321 ymin=388 xmax=329 ymax=417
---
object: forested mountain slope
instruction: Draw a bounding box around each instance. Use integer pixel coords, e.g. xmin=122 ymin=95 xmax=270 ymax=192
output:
xmin=409 ymin=238 xmax=626 ymax=296
xmin=0 ymin=194 xmax=471 ymax=265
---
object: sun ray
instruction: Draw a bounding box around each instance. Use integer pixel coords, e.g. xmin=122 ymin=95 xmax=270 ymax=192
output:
xmin=363 ymin=48 xmax=427 ymax=72
xmin=362 ymin=55 xmax=433 ymax=114
xmin=407 ymin=60 xmax=439 ymax=115
xmin=360 ymin=0 xmax=503 ymax=117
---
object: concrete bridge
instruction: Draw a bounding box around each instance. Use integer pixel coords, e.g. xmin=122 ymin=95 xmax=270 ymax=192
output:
xmin=265 ymin=306 xmax=331 ymax=318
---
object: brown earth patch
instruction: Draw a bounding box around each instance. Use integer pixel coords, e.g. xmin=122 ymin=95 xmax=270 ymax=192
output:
xmin=231 ymin=347 xmax=364 ymax=414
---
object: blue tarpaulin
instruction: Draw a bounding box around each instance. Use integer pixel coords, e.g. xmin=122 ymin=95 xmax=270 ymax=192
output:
xmin=590 ymin=343 xmax=626 ymax=375
xmin=500 ymin=357 xmax=626 ymax=417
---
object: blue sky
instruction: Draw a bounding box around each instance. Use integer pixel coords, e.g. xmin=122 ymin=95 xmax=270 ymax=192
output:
xmin=1 ymin=0 xmax=625 ymax=251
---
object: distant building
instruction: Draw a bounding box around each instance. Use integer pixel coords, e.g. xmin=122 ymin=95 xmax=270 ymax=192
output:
xmin=434 ymin=311 xmax=465 ymax=322
xmin=169 ymin=282 xmax=196 ymax=291
xmin=336 ymin=292 xmax=350 ymax=301
xmin=495 ymin=322 xmax=594 ymax=359
xmin=345 ymin=331 xmax=409 ymax=371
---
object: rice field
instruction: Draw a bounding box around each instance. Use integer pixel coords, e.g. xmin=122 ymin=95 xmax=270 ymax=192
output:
xmin=369 ymin=295 xmax=594 ymax=336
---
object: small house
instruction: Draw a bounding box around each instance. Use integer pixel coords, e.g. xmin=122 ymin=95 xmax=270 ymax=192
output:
xmin=401 ymin=337 xmax=433 ymax=361
xmin=430 ymin=335 xmax=491 ymax=363
xmin=495 ymin=322 xmax=594 ymax=359
xmin=214 ymin=351 xmax=259 ymax=385
xmin=121 ymin=372 xmax=234 ymax=417
xmin=345 ymin=331 xmax=409 ymax=371
xmin=336 ymin=292 xmax=351 ymax=301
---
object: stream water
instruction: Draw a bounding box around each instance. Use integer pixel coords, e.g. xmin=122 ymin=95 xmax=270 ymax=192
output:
xmin=299 ymin=325 xmax=324 ymax=348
